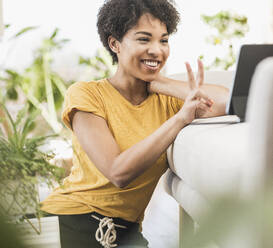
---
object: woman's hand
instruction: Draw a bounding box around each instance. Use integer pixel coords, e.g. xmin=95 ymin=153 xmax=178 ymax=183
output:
xmin=177 ymin=59 xmax=214 ymax=124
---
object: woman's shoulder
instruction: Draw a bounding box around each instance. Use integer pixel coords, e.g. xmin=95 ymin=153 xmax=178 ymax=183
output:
xmin=68 ymin=79 xmax=106 ymax=90
xmin=66 ymin=79 xmax=108 ymax=96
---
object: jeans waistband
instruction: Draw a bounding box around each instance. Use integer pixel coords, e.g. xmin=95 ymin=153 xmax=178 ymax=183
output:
xmin=90 ymin=211 xmax=138 ymax=229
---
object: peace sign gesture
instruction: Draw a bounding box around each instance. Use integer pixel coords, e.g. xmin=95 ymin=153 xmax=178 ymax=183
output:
xmin=177 ymin=59 xmax=214 ymax=124
xmin=185 ymin=59 xmax=204 ymax=91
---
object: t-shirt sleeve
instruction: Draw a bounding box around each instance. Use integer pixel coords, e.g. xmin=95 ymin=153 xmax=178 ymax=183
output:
xmin=62 ymin=81 xmax=106 ymax=130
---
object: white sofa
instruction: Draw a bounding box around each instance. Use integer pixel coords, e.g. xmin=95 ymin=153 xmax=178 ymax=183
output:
xmin=164 ymin=58 xmax=273 ymax=248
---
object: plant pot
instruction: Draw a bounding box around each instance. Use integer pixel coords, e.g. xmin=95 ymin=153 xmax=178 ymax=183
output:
xmin=0 ymin=179 xmax=39 ymax=216
xmin=17 ymin=216 xmax=61 ymax=248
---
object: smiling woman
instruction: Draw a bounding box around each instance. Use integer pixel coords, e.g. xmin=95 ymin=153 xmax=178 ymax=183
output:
xmin=107 ymin=13 xmax=170 ymax=103
xmin=40 ymin=0 xmax=219 ymax=248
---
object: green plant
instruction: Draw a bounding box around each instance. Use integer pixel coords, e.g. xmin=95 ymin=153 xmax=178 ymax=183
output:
xmin=201 ymin=10 xmax=249 ymax=70
xmin=1 ymin=27 xmax=118 ymax=135
xmin=0 ymin=103 xmax=64 ymax=234
xmin=79 ymin=47 xmax=117 ymax=80
xmin=0 ymin=28 xmax=70 ymax=134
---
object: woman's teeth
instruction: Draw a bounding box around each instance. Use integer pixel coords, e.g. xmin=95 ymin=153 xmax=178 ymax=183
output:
xmin=143 ymin=60 xmax=159 ymax=67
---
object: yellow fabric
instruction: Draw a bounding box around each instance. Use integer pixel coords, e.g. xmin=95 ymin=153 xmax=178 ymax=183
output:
xmin=41 ymin=78 xmax=183 ymax=223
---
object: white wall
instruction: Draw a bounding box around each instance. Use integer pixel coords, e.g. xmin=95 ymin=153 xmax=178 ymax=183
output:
xmin=1 ymin=0 xmax=272 ymax=78
xmin=168 ymin=0 xmax=273 ymax=73
xmin=0 ymin=0 xmax=3 ymax=39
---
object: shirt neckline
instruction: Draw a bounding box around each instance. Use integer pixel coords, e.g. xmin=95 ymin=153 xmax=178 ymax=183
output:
xmin=104 ymin=78 xmax=154 ymax=108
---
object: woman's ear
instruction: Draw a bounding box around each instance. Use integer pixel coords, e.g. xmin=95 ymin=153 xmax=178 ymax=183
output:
xmin=108 ymin=36 xmax=120 ymax=54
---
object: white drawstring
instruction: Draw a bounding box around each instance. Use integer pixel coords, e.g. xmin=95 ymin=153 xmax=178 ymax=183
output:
xmin=91 ymin=214 xmax=127 ymax=248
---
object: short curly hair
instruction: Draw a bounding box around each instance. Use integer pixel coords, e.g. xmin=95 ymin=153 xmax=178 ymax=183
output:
xmin=97 ymin=0 xmax=180 ymax=64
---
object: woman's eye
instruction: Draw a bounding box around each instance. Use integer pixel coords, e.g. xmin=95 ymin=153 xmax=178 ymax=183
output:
xmin=161 ymin=39 xmax=169 ymax=44
xmin=138 ymin=38 xmax=149 ymax=42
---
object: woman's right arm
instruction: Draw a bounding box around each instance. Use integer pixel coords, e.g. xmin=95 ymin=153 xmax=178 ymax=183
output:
xmin=72 ymin=81 xmax=212 ymax=188
xmin=72 ymin=62 xmax=212 ymax=188
xmin=73 ymin=109 xmax=185 ymax=188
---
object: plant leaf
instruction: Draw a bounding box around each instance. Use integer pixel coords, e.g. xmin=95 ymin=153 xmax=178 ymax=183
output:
xmin=12 ymin=26 xmax=38 ymax=39
xmin=50 ymin=28 xmax=59 ymax=40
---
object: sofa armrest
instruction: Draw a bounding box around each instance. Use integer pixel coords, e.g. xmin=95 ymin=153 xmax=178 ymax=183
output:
xmin=167 ymin=119 xmax=249 ymax=200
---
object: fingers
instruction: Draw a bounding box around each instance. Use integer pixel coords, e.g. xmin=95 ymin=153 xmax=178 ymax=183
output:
xmin=193 ymin=99 xmax=213 ymax=114
xmin=185 ymin=59 xmax=204 ymax=89
xmin=185 ymin=62 xmax=195 ymax=90
xmin=199 ymin=94 xmax=214 ymax=107
xmin=185 ymin=59 xmax=211 ymax=112
xmin=196 ymin=59 xmax=204 ymax=87
xmin=196 ymin=90 xmax=213 ymax=105
xmin=187 ymin=88 xmax=213 ymax=106
xmin=199 ymin=100 xmax=213 ymax=112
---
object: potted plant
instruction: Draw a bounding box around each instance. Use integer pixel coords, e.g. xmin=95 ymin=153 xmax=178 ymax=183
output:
xmin=0 ymin=26 xmax=74 ymax=179
xmin=0 ymin=103 xmax=64 ymax=234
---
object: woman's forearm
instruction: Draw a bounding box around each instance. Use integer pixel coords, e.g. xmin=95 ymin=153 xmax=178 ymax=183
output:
xmin=149 ymin=74 xmax=230 ymax=117
xmin=149 ymin=74 xmax=190 ymax=99
xmin=112 ymin=114 xmax=186 ymax=188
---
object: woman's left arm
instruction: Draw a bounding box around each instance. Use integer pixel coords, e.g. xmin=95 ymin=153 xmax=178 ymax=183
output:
xmin=149 ymin=60 xmax=230 ymax=118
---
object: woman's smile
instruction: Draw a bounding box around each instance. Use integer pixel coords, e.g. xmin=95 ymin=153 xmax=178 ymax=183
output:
xmin=140 ymin=59 xmax=161 ymax=71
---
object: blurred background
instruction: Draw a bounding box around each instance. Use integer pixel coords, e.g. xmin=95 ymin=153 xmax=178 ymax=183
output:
xmin=1 ymin=0 xmax=273 ymax=76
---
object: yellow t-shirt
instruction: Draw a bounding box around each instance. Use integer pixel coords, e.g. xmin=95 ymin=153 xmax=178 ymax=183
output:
xmin=41 ymin=78 xmax=183 ymax=223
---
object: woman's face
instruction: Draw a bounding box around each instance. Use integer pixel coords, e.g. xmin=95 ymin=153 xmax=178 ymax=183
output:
xmin=114 ymin=13 xmax=170 ymax=82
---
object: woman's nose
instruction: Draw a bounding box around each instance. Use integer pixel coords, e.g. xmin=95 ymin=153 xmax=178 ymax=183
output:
xmin=147 ymin=43 xmax=161 ymax=56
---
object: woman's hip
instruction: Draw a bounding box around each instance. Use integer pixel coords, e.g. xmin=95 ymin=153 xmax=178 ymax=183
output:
xmin=58 ymin=212 xmax=148 ymax=248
